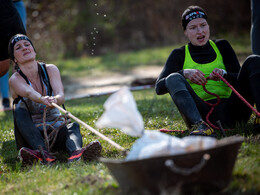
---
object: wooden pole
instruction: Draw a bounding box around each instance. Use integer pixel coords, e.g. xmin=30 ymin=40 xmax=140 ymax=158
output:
xmin=52 ymin=103 xmax=125 ymax=151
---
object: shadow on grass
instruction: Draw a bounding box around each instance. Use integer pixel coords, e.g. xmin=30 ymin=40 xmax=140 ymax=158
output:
xmin=1 ymin=140 xmax=19 ymax=171
xmin=76 ymin=174 xmax=121 ymax=195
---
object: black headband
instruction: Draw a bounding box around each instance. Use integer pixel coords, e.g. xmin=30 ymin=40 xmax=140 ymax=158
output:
xmin=8 ymin=34 xmax=35 ymax=61
xmin=182 ymin=11 xmax=207 ymax=30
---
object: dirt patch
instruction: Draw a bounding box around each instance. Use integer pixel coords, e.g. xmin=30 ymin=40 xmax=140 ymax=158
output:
xmin=0 ymin=66 xmax=162 ymax=110
xmin=63 ymin=66 xmax=162 ymax=100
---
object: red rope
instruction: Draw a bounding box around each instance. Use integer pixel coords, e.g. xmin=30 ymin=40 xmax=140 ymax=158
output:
xmin=214 ymin=72 xmax=260 ymax=117
xmin=159 ymin=129 xmax=186 ymax=133
xmin=160 ymin=72 xmax=260 ymax=133
xmin=201 ymin=82 xmax=221 ymax=130
xmin=202 ymin=72 xmax=260 ymax=130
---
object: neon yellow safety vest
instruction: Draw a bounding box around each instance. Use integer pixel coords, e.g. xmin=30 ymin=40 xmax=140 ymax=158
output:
xmin=183 ymin=40 xmax=231 ymax=101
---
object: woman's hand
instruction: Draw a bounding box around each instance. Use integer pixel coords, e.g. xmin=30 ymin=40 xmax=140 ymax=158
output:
xmin=183 ymin=69 xmax=207 ymax=85
xmin=39 ymin=96 xmax=57 ymax=108
xmin=208 ymin=68 xmax=225 ymax=81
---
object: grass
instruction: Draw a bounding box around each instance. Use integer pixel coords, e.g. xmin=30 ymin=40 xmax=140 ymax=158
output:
xmin=55 ymin=45 xmax=179 ymax=81
xmin=1 ymin=89 xmax=260 ymax=194
xmin=1 ymin=37 xmax=259 ymax=194
xmin=55 ymin=33 xmax=251 ymax=80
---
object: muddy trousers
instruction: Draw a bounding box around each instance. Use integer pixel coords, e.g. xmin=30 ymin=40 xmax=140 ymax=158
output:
xmin=14 ymin=107 xmax=83 ymax=155
xmin=165 ymin=73 xmax=203 ymax=129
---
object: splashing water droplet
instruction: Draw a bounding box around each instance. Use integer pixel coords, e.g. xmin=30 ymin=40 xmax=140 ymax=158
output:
xmin=95 ymin=4 xmax=97 ymax=6
xmin=96 ymin=13 xmax=99 ymax=15
xmin=32 ymin=11 xmax=39 ymax=17
xmin=104 ymin=14 xmax=107 ymax=17
xmin=93 ymin=37 xmax=96 ymax=40
xmin=94 ymin=28 xmax=97 ymax=30
xmin=96 ymin=31 xmax=99 ymax=34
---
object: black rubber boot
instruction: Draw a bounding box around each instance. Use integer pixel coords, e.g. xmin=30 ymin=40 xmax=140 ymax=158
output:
xmin=2 ymin=98 xmax=10 ymax=109
xmin=249 ymin=74 xmax=260 ymax=112
xmin=171 ymin=90 xmax=203 ymax=129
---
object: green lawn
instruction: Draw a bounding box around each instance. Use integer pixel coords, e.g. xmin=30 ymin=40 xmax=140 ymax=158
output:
xmin=1 ymin=39 xmax=259 ymax=194
xmin=55 ymin=34 xmax=251 ymax=80
xmin=55 ymin=45 xmax=178 ymax=81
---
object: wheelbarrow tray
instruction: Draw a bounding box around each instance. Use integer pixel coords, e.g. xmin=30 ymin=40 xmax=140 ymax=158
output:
xmin=100 ymin=136 xmax=244 ymax=194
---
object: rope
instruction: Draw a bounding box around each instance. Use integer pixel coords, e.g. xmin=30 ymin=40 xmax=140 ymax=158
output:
xmin=214 ymin=72 xmax=260 ymax=117
xmin=159 ymin=129 xmax=186 ymax=133
xmin=201 ymin=82 xmax=221 ymax=130
xmin=202 ymin=72 xmax=260 ymax=130
xmin=36 ymin=107 xmax=69 ymax=153
xmin=160 ymin=72 xmax=260 ymax=133
xmin=51 ymin=103 xmax=126 ymax=151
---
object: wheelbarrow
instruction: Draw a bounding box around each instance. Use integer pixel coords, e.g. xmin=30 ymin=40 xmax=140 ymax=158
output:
xmin=100 ymin=136 xmax=244 ymax=194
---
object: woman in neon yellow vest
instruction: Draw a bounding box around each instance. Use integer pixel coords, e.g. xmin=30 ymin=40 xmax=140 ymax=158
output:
xmin=156 ymin=5 xmax=260 ymax=136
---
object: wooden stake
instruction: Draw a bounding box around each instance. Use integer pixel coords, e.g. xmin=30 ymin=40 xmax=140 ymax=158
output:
xmin=52 ymin=103 xmax=125 ymax=151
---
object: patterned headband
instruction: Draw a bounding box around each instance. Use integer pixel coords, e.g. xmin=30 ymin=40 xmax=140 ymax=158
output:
xmin=8 ymin=34 xmax=35 ymax=61
xmin=182 ymin=11 xmax=207 ymax=30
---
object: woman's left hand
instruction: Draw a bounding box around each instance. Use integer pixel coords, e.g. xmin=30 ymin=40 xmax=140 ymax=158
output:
xmin=208 ymin=68 xmax=224 ymax=81
xmin=40 ymin=96 xmax=57 ymax=108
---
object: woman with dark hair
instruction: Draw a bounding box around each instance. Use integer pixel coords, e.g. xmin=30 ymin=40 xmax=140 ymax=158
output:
xmin=155 ymin=5 xmax=260 ymax=136
xmin=8 ymin=34 xmax=102 ymax=165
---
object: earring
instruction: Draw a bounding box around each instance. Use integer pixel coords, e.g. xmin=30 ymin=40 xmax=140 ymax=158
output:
xmin=15 ymin=62 xmax=19 ymax=71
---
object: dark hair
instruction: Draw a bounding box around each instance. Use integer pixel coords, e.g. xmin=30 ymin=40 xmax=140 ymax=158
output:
xmin=8 ymin=34 xmax=36 ymax=62
xmin=181 ymin=5 xmax=207 ymax=30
